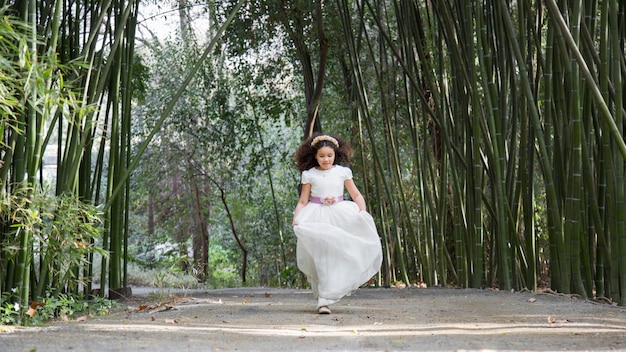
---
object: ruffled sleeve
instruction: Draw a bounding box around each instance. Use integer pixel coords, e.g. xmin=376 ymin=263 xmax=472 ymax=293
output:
xmin=301 ymin=169 xmax=312 ymax=184
xmin=341 ymin=166 xmax=353 ymax=180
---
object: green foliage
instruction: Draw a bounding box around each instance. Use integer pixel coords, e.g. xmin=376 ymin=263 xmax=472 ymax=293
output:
xmin=0 ymin=289 xmax=117 ymax=326
xmin=279 ymin=266 xmax=302 ymax=288
xmin=125 ymin=262 xmax=199 ymax=289
xmin=0 ymin=10 xmax=29 ymax=136
xmin=130 ymin=54 xmax=150 ymax=104
xmin=0 ymin=1 xmax=131 ymax=323
xmin=130 ymin=6 xmax=302 ymax=289
xmin=206 ymin=243 xmax=239 ymax=287
xmin=1 ymin=186 xmax=107 ymax=301
xmin=0 ymin=186 xmax=42 ymax=253
xmin=0 ymin=297 xmax=20 ymax=325
xmin=125 ymin=225 xmax=242 ymax=289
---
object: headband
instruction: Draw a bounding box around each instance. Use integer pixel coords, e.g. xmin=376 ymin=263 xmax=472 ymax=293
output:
xmin=311 ymin=135 xmax=339 ymax=148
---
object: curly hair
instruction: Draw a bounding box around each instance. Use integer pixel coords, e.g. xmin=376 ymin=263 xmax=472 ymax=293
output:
xmin=295 ymin=133 xmax=353 ymax=172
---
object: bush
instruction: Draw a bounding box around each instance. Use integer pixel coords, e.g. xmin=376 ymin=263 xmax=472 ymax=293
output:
xmin=0 ymin=290 xmax=117 ymax=326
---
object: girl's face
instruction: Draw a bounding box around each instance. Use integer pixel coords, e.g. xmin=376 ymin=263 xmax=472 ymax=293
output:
xmin=315 ymin=146 xmax=335 ymax=170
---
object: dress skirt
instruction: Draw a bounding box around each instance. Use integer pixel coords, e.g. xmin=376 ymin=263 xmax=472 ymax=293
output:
xmin=294 ymin=200 xmax=383 ymax=304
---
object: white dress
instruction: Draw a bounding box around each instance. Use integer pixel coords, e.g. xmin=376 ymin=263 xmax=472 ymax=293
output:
xmin=294 ymin=165 xmax=383 ymax=307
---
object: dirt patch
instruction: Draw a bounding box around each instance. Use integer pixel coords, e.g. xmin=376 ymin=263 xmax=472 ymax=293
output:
xmin=2 ymin=287 xmax=626 ymax=351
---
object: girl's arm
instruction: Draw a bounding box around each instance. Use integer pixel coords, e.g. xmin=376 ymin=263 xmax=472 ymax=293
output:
xmin=292 ymin=183 xmax=311 ymax=226
xmin=345 ymin=179 xmax=366 ymax=212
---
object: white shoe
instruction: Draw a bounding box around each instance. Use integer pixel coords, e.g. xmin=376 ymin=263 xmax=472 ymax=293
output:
xmin=318 ymin=306 xmax=331 ymax=314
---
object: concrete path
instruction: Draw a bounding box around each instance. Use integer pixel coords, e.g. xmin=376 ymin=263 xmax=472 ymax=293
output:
xmin=2 ymin=287 xmax=626 ymax=351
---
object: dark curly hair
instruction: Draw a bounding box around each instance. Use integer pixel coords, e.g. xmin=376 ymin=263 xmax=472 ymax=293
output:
xmin=295 ymin=134 xmax=353 ymax=172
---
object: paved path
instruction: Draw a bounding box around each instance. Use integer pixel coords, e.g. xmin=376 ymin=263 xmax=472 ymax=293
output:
xmin=2 ymin=287 xmax=626 ymax=351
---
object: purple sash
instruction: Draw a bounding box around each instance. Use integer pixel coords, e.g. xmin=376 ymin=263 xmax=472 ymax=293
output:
xmin=310 ymin=195 xmax=344 ymax=205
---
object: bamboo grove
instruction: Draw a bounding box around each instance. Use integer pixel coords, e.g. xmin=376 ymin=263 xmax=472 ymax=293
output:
xmin=1 ymin=0 xmax=626 ymax=316
xmin=0 ymin=0 xmax=142 ymax=310
xmin=0 ymin=0 xmax=244 ymax=317
xmin=332 ymin=0 xmax=626 ymax=303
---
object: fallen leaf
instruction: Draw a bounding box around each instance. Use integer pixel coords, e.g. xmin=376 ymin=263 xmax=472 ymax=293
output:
xmin=300 ymin=328 xmax=307 ymax=331
xmin=243 ymin=300 xmax=248 ymax=304
xmin=528 ymin=298 xmax=537 ymax=303
xmin=26 ymin=301 xmax=44 ymax=317
xmin=264 ymin=292 xmax=272 ymax=298
xmin=546 ymin=315 xmax=569 ymax=324
xmin=26 ymin=307 xmax=37 ymax=318
xmin=30 ymin=301 xmax=45 ymax=309
xmin=138 ymin=304 xmax=148 ymax=311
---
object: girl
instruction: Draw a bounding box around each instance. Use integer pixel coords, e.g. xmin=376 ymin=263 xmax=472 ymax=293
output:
xmin=292 ymin=134 xmax=383 ymax=314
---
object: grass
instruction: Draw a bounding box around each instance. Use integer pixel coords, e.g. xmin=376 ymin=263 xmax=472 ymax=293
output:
xmin=125 ymin=262 xmax=202 ymax=289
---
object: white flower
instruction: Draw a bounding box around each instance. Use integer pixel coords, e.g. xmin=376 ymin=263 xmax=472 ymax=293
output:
xmin=13 ymin=302 xmax=20 ymax=312
xmin=322 ymin=196 xmax=336 ymax=205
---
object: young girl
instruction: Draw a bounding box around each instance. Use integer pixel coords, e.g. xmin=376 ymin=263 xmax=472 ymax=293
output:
xmin=292 ymin=134 xmax=383 ymax=314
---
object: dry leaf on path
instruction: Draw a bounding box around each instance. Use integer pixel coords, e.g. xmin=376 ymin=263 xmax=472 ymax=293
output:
xmin=547 ymin=315 xmax=569 ymax=324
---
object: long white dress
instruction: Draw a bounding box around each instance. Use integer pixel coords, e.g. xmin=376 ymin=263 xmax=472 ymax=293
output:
xmin=294 ymin=165 xmax=383 ymax=307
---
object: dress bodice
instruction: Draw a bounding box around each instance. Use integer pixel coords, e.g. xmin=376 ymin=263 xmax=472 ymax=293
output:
xmin=301 ymin=165 xmax=353 ymax=198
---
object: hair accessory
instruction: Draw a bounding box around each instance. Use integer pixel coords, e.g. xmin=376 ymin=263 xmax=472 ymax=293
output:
xmin=311 ymin=135 xmax=339 ymax=148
